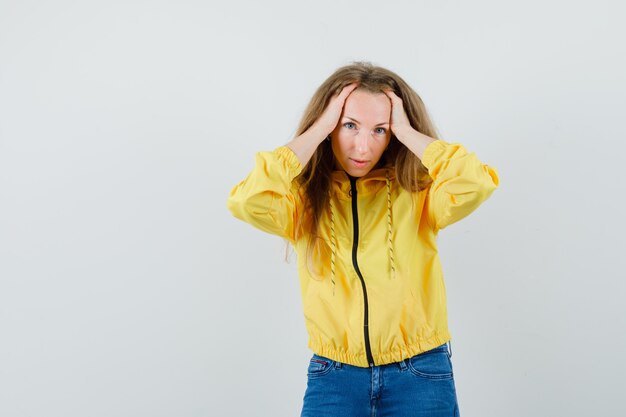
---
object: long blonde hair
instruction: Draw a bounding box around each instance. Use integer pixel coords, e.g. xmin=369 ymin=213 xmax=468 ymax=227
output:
xmin=289 ymin=61 xmax=441 ymax=271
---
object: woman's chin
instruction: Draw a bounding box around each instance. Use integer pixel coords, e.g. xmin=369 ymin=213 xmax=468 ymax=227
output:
xmin=344 ymin=167 xmax=371 ymax=177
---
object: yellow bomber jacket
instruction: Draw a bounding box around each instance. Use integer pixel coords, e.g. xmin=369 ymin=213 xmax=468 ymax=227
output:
xmin=227 ymin=139 xmax=500 ymax=367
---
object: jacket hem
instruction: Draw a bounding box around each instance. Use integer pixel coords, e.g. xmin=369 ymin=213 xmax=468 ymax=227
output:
xmin=308 ymin=330 xmax=452 ymax=368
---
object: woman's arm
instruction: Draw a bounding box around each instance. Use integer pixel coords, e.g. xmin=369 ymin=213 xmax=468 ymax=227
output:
xmin=227 ymin=146 xmax=303 ymax=242
xmin=392 ymin=126 xmax=437 ymax=160
xmin=395 ymin=127 xmax=500 ymax=231
xmin=228 ymin=83 xmax=361 ymax=239
xmin=285 ymin=124 xmax=328 ymax=167
xmin=420 ymin=138 xmax=500 ymax=231
xmin=383 ymin=89 xmax=500 ymax=231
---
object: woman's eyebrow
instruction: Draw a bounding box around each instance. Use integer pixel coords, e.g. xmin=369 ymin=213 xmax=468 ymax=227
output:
xmin=344 ymin=116 xmax=389 ymax=126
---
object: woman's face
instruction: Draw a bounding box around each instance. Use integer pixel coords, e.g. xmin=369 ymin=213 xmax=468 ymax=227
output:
xmin=330 ymin=89 xmax=392 ymax=177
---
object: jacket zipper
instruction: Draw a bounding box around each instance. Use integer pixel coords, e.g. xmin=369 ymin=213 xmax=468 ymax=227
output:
xmin=349 ymin=176 xmax=375 ymax=367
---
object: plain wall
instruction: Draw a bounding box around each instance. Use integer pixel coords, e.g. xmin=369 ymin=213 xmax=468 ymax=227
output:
xmin=1 ymin=1 xmax=625 ymax=416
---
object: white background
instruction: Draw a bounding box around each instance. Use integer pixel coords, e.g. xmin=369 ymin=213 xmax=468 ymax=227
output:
xmin=1 ymin=1 xmax=624 ymax=416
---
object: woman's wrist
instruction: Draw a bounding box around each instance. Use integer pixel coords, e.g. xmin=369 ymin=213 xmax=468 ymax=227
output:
xmin=286 ymin=124 xmax=328 ymax=167
xmin=394 ymin=126 xmax=437 ymax=160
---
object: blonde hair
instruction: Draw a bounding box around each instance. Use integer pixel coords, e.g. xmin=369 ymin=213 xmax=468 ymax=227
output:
xmin=288 ymin=61 xmax=441 ymax=275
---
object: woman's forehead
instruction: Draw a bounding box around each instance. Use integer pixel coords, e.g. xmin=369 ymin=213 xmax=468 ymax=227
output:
xmin=342 ymin=90 xmax=391 ymax=122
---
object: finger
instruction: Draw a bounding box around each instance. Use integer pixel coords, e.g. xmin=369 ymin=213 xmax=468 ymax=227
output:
xmin=382 ymin=91 xmax=395 ymax=107
xmin=330 ymin=84 xmax=359 ymax=109
xmin=340 ymin=82 xmax=359 ymax=98
xmin=383 ymin=89 xmax=399 ymax=101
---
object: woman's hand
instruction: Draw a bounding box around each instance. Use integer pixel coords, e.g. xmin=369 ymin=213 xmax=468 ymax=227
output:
xmin=313 ymin=82 xmax=360 ymax=136
xmin=384 ymin=89 xmax=437 ymax=159
xmin=383 ymin=89 xmax=414 ymax=140
xmin=286 ymin=82 xmax=359 ymax=167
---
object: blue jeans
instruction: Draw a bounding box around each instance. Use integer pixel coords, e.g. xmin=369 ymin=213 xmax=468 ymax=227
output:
xmin=300 ymin=342 xmax=460 ymax=417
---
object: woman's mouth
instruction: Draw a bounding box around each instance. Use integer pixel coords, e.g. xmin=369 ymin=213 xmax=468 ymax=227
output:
xmin=350 ymin=158 xmax=369 ymax=168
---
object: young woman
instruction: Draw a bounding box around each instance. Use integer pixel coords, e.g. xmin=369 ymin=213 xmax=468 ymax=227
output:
xmin=227 ymin=61 xmax=500 ymax=417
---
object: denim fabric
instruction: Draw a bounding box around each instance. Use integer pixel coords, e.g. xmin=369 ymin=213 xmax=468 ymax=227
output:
xmin=300 ymin=342 xmax=460 ymax=417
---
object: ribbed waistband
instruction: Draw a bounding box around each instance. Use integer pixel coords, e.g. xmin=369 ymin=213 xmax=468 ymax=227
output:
xmin=312 ymin=341 xmax=452 ymax=370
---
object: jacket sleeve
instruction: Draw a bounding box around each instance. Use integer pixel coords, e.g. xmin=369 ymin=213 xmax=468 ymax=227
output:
xmin=227 ymin=145 xmax=303 ymax=243
xmin=421 ymin=139 xmax=500 ymax=231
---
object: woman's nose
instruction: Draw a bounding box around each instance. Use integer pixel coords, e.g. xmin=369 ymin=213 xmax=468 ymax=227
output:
xmin=355 ymin=130 xmax=370 ymax=153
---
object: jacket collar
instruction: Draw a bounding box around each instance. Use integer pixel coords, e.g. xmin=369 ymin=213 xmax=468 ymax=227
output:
xmin=330 ymin=166 xmax=396 ymax=199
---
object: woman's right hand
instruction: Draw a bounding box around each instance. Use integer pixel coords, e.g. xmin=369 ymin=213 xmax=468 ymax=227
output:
xmin=286 ymin=82 xmax=359 ymax=167
xmin=312 ymin=82 xmax=360 ymax=137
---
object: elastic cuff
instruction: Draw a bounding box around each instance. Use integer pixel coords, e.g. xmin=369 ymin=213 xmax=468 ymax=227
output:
xmin=273 ymin=145 xmax=303 ymax=174
xmin=420 ymin=139 xmax=449 ymax=169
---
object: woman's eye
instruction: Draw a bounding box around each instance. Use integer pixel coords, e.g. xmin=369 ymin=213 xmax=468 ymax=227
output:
xmin=343 ymin=122 xmax=356 ymax=129
xmin=375 ymin=127 xmax=386 ymax=134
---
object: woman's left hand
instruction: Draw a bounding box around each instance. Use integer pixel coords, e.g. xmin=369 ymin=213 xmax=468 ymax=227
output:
xmin=383 ymin=90 xmax=414 ymax=141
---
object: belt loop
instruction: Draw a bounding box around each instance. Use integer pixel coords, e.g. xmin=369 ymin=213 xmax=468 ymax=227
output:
xmin=447 ymin=340 xmax=452 ymax=358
